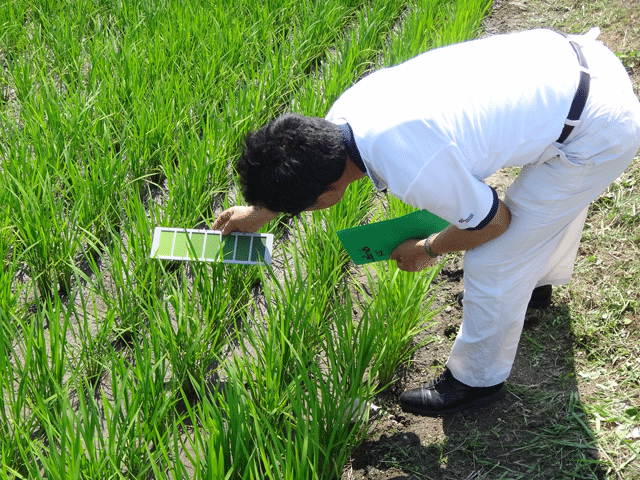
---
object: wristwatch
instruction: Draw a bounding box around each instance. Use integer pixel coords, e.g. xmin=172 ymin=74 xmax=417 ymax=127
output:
xmin=424 ymin=234 xmax=439 ymax=258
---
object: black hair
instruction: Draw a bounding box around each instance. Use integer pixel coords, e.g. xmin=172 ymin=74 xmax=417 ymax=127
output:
xmin=236 ymin=113 xmax=347 ymax=215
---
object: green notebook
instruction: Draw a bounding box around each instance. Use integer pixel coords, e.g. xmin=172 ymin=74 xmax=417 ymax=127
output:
xmin=337 ymin=210 xmax=449 ymax=265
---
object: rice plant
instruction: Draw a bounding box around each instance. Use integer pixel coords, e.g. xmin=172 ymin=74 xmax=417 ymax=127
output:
xmin=216 ymin=251 xmax=381 ymax=479
xmin=360 ymin=261 xmax=445 ymax=388
xmin=152 ymin=260 xmax=246 ymax=397
xmin=291 ymin=178 xmax=376 ymax=321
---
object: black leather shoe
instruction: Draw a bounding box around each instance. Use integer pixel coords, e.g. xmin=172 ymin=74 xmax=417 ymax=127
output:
xmin=456 ymin=285 xmax=552 ymax=310
xmin=399 ymin=368 xmax=505 ymax=417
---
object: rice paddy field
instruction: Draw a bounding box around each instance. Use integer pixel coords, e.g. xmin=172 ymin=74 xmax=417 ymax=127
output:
xmin=0 ymin=0 xmax=492 ymax=478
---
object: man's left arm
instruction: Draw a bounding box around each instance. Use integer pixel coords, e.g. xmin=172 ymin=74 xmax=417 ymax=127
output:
xmin=430 ymin=198 xmax=511 ymax=254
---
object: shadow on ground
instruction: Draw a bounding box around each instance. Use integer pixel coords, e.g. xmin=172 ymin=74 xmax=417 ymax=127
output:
xmin=348 ymin=303 xmax=606 ymax=479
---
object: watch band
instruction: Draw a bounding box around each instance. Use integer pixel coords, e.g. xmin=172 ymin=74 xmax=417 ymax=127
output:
xmin=424 ymin=233 xmax=439 ymax=258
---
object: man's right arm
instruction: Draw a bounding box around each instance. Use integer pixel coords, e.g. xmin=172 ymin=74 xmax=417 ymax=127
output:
xmin=211 ymin=206 xmax=279 ymax=235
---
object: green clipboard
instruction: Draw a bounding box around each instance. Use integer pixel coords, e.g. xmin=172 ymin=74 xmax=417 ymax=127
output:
xmin=337 ymin=210 xmax=449 ymax=265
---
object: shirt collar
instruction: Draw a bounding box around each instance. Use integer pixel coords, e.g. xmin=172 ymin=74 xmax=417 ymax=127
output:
xmin=337 ymin=121 xmax=367 ymax=174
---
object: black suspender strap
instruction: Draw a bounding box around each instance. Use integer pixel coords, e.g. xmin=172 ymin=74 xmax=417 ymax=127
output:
xmin=556 ymin=33 xmax=590 ymax=144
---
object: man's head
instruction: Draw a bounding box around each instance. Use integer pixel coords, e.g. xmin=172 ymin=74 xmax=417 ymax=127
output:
xmin=237 ymin=113 xmax=348 ymax=215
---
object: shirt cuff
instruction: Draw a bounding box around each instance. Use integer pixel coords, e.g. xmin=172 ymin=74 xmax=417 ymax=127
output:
xmin=464 ymin=186 xmax=499 ymax=231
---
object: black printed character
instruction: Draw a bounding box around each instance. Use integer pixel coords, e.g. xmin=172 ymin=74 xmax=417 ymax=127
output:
xmin=360 ymin=246 xmax=374 ymax=261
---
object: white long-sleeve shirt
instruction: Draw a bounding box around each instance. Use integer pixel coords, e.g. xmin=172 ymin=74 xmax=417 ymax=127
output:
xmin=326 ymin=29 xmax=591 ymax=229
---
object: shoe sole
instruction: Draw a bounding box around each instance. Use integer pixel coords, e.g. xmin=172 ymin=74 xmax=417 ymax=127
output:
xmin=400 ymin=385 xmax=507 ymax=417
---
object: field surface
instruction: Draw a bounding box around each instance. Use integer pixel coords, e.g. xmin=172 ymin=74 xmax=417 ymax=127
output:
xmin=1 ymin=0 xmax=639 ymax=479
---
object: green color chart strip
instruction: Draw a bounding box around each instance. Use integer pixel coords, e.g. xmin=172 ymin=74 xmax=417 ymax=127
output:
xmin=151 ymin=228 xmax=273 ymax=265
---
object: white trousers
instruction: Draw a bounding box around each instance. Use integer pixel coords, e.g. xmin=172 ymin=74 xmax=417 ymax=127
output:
xmin=447 ymin=31 xmax=640 ymax=387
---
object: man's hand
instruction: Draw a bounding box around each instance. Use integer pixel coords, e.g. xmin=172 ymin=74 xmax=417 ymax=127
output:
xmin=390 ymin=239 xmax=439 ymax=272
xmin=211 ymin=206 xmax=278 ymax=235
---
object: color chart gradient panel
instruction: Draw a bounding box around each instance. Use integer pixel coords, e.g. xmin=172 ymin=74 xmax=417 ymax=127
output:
xmin=150 ymin=227 xmax=273 ymax=265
